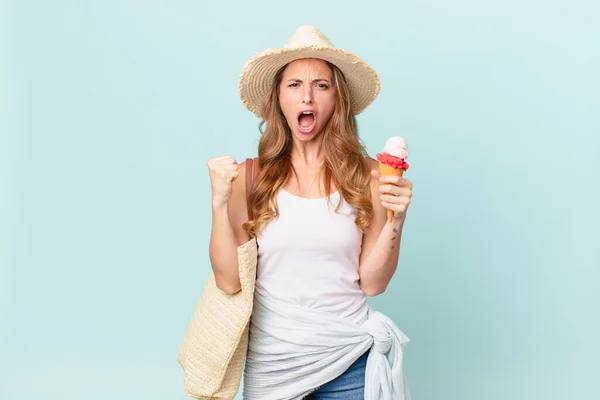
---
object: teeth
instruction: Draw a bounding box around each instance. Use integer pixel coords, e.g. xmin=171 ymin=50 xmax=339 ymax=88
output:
xmin=302 ymin=111 xmax=313 ymax=115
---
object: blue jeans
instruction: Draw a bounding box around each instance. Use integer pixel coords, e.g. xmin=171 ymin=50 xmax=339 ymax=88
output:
xmin=304 ymin=349 xmax=369 ymax=399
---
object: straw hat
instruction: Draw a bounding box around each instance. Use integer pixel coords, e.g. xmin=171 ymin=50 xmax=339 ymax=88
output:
xmin=239 ymin=25 xmax=380 ymax=118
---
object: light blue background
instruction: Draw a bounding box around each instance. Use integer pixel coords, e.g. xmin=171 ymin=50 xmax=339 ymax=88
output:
xmin=2 ymin=1 xmax=599 ymax=399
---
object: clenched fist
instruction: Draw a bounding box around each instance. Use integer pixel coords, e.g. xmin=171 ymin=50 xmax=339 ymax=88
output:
xmin=207 ymin=156 xmax=239 ymax=208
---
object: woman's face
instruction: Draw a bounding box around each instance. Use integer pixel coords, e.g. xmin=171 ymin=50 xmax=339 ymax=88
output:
xmin=279 ymin=58 xmax=336 ymax=142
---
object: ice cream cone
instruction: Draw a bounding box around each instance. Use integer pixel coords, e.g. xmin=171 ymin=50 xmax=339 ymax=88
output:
xmin=379 ymin=162 xmax=404 ymax=222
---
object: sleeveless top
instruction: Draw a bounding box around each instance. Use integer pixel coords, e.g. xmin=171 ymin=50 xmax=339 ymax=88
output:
xmin=255 ymin=188 xmax=369 ymax=325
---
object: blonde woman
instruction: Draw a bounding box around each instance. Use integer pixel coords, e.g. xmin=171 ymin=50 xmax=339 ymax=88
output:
xmin=207 ymin=26 xmax=413 ymax=399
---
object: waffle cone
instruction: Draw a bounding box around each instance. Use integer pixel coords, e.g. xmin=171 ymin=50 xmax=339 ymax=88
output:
xmin=379 ymin=162 xmax=405 ymax=222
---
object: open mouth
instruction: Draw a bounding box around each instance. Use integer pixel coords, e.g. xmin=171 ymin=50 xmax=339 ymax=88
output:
xmin=297 ymin=110 xmax=317 ymax=134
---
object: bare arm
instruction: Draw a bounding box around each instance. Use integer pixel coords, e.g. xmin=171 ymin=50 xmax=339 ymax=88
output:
xmin=358 ymin=158 xmax=412 ymax=296
xmin=208 ymin=158 xmax=251 ymax=294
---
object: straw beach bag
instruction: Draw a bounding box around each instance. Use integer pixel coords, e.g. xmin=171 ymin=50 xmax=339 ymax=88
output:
xmin=178 ymin=157 xmax=260 ymax=399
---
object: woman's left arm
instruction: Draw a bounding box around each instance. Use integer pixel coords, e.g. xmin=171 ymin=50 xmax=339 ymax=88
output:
xmin=358 ymin=159 xmax=413 ymax=296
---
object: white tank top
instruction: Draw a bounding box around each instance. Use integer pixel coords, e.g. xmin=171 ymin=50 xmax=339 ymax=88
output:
xmin=255 ymin=188 xmax=369 ymax=324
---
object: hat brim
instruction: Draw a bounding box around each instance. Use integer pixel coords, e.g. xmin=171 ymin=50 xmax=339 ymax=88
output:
xmin=239 ymin=46 xmax=380 ymax=118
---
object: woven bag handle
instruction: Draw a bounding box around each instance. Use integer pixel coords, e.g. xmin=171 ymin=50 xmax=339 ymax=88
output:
xmin=245 ymin=157 xmax=259 ymax=221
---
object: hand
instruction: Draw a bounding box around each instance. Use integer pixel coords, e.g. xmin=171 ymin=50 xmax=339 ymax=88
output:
xmin=371 ymin=169 xmax=413 ymax=221
xmin=208 ymin=156 xmax=239 ymax=208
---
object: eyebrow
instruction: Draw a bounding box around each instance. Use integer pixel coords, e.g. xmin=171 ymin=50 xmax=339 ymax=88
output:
xmin=286 ymin=78 xmax=331 ymax=83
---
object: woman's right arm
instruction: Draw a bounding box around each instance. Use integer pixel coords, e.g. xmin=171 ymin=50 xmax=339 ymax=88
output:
xmin=207 ymin=156 xmax=250 ymax=294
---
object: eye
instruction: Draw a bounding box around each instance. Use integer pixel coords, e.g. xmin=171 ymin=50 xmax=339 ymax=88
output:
xmin=288 ymin=82 xmax=299 ymax=87
xmin=317 ymin=83 xmax=329 ymax=89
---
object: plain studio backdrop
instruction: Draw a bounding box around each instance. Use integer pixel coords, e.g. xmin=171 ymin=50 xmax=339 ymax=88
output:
xmin=1 ymin=0 xmax=598 ymax=399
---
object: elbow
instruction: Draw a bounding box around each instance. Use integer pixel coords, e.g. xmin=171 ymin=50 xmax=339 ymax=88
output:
xmin=215 ymin=277 xmax=242 ymax=295
xmin=360 ymin=283 xmax=388 ymax=297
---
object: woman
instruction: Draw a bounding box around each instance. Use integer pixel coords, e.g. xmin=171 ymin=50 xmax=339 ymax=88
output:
xmin=207 ymin=26 xmax=412 ymax=399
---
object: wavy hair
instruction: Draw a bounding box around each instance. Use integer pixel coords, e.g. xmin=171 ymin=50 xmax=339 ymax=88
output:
xmin=243 ymin=60 xmax=374 ymax=238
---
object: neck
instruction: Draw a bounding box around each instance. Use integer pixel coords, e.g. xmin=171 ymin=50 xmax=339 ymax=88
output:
xmin=291 ymin=137 xmax=325 ymax=168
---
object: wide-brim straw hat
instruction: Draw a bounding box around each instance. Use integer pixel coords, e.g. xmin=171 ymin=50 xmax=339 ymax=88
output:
xmin=239 ymin=25 xmax=380 ymax=118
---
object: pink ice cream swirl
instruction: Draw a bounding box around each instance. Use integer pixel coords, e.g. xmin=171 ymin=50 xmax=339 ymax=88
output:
xmin=376 ymin=136 xmax=410 ymax=170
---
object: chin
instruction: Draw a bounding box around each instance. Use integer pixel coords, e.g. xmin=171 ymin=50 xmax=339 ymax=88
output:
xmin=291 ymin=126 xmax=323 ymax=141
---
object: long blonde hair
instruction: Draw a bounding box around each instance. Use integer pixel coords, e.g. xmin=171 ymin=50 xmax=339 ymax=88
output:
xmin=243 ymin=60 xmax=374 ymax=238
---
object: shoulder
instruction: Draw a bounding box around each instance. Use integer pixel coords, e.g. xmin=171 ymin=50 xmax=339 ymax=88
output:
xmin=232 ymin=159 xmax=250 ymax=191
xmin=237 ymin=159 xmax=248 ymax=179
xmin=358 ymin=156 xmax=387 ymax=264
xmin=366 ymin=157 xmax=380 ymax=188
xmin=364 ymin=156 xmax=386 ymax=215
xmin=367 ymin=157 xmax=379 ymax=172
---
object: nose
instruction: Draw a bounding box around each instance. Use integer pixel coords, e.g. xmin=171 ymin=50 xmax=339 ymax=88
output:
xmin=302 ymin=85 xmax=313 ymax=105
